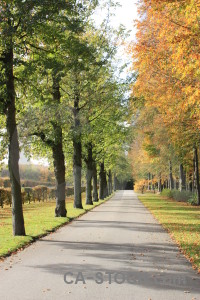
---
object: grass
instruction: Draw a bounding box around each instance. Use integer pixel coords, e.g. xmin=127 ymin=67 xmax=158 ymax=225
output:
xmin=138 ymin=193 xmax=200 ymax=272
xmin=0 ymin=193 xmax=112 ymax=258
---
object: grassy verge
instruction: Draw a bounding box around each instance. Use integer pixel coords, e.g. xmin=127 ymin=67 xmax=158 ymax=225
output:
xmin=138 ymin=193 xmax=200 ymax=273
xmin=0 ymin=193 xmax=113 ymax=258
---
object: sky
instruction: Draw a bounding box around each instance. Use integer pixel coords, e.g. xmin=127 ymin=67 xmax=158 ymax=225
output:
xmin=20 ymin=0 xmax=139 ymax=166
xmin=94 ymin=0 xmax=138 ymax=39
xmin=108 ymin=0 xmax=138 ymax=36
xmin=92 ymin=0 xmax=138 ymax=81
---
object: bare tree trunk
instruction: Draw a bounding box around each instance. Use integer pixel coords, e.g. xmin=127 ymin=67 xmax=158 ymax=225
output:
xmin=5 ymin=43 xmax=25 ymax=236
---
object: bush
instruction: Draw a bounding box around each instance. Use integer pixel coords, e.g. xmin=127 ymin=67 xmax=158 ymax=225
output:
xmin=0 ymin=188 xmax=12 ymax=207
xmin=48 ymin=188 xmax=56 ymax=200
xmin=0 ymin=178 xmax=4 ymax=187
xmin=32 ymin=186 xmax=48 ymax=202
xmin=3 ymin=178 xmax=11 ymax=188
xmin=161 ymin=189 xmax=173 ymax=198
xmin=66 ymin=187 xmax=74 ymax=196
xmin=172 ymin=190 xmax=192 ymax=202
xmin=0 ymin=185 xmax=86 ymax=208
xmin=161 ymin=189 xmax=193 ymax=203
xmin=188 ymin=194 xmax=198 ymax=206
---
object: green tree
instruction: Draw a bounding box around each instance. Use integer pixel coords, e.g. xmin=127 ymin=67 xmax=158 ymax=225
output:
xmin=0 ymin=0 xmax=81 ymax=234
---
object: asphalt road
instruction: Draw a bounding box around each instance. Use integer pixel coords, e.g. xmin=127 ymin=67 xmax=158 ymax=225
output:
xmin=0 ymin=191 xmax=199 ymax=300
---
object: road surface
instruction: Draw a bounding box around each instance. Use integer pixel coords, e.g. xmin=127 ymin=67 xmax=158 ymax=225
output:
xmin=0 ymin=191 xmax=199 ymax=300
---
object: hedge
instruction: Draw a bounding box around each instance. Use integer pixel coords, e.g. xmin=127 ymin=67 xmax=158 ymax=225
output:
xmin=0 ymin=186 xmax=86 ymax=208
xmin=161 ymin=189 xmax=194 ymax=203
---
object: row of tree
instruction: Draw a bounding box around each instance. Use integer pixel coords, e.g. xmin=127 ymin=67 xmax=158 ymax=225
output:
xmin=0 ymin=1 xmax=132 ymax=236
xmin=129 ymin=0 xmax=200 ymax=205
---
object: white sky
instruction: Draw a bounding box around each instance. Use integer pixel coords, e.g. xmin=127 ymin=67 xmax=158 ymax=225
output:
xmin=94 ymin=0 xmax=138 ymax=39
xmin=92 ymin=0 xmax=138 ymax=81
xmin=110 ymin=0 xmax=138 ymax=37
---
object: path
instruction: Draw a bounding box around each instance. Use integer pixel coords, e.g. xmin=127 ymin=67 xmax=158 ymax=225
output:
xmin=0 ymin=191 xmax=199 ymax=300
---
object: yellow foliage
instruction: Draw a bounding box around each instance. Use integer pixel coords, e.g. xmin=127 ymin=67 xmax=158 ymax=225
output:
xmin=134 ymin=179 xmax=148 ymax=193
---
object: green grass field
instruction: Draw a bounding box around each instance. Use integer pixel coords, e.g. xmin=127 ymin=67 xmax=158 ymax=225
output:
xmin=0 ymin=194 xmax=111 ymax=258
xmin=138 ymin=193 xmax=200 ymax=272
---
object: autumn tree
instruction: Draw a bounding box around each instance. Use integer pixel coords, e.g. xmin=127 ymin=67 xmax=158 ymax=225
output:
xmin=129 ymin=0 xmax=200 ymax=204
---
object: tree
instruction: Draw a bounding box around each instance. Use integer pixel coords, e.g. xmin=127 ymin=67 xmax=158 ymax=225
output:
xmin=18 ymin=1 xmax=100 ymax=213
xmin=129 ymin=0 xmax=200 ymax=203
xmin=0 ymin=1 xmax=93 ymax=233
xmin=60 ymin=14 xmax=128 ymax=207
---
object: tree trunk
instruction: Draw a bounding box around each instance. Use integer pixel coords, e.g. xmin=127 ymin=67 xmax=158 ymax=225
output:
xmin=52 ymin=76 xmax=67 ymax=217
xmin=169 ymin=161 xmax=174 ymax=190
xmin=114 ymin=175 xmax=121 ymax=190
xmin=110 ymin=171 xmax=113 ymax=193
xmin=185 ymin=171 xmax=189 ymax=191
xmin=99 ymin=162 xmax=108 ymax=200
xmin=148 ymin=173 xmax=151 ymax=190
xmin=163 ymin=180 xmax=167 ymax=189
xmin=72 ymin=80 xmax=83 ymax=209
xmin=73 ymin=139 xmax=82 ymax=208
xmin=189 ymin=172 xmax=193 ymax=192
xmin=85 ymin=143 xmax=93 ymax=205
xmin=52 ymin=137 xmax=66 ymax=217
xmin=114 ymin=174 xmax=117 ymax=191
xmin=86 ymin=171 xmax=93 ymax=205
xmin=194 ymin=147 xmax=200 ymax=205
xmin=179 ymin=164 xmax=186 ymax=191
xmin=151 ymin=174 xmax=153 ymax=190
xmin=193 ymin=153 xmax=196 ymax=192
xmin=175 ymin=178 xmax=178 ymax=190
xmin=5 ymin=43 xmax=25 ymax=236
xmin=92 ymin=161 xmax=99 ymax=202
xmin=158 ymin=173 xmax=162 ymax=192
xmin=108 ymin=170 xmax=112 ymax=195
